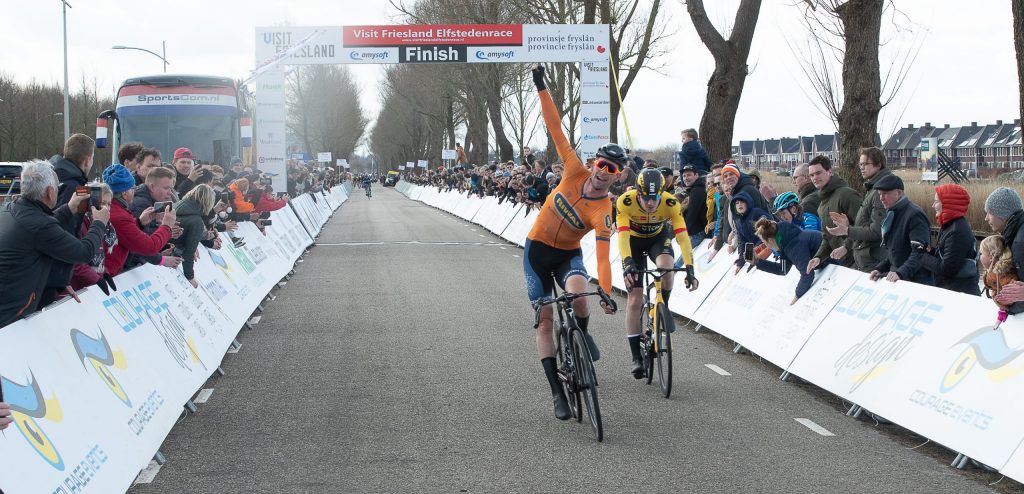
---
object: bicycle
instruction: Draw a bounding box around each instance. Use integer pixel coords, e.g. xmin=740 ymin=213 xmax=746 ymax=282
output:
xmin=636 ymin=267 xmax=686 ymax=398
xmin=533 ymin=286 xmax=616 ymax=441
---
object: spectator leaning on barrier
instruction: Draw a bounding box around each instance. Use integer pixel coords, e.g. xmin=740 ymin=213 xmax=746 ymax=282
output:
xmin=131 ymin=166 xmax=177 ymax=231
xmin=174 ymin=184 xmax=219 ymax=289
xmin=680 ymin=128 xmax=712 ymax=174
xmin=42 ymin=133 xmax=96 ymax=308
xmin=980 ymin=235 xmax=1020 ymax=322
xmin=806 ymin=155 xmax=862 ymax=272
xmin=729 ymin=191 xmax=772 ymax=273
xmin=792 ymin=164 xmax=820 ymax=217
xmin=68 ymin=182 xmax=117 ymax=294
xmin=984 ymin=187 xmax=1024 ymax=313
xmin=868 ymin=175 xmax=932 ymax=285
xmin=772 ymin=191 xmax=820 ymax=231
xmin=102 ymin=164 xmax=175 ymax=277
xmin=0 ymin=160 xmax=110 ymax=327
xmin=917 ymin=184 xmax=980 ymax=295
xmin=135 ymin=147 xmax=162 ymax=185
xmin=824 ymin=148 xmax=889 ymax=272
xmin=751 ymin=217 xmax=823 ymax=304
xmin=706 ymin=163 xmax=723 ymax=237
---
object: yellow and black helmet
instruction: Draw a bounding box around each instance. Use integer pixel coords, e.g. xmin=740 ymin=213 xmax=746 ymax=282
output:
xmin=635 ymin=168 xmax=664 ymax=200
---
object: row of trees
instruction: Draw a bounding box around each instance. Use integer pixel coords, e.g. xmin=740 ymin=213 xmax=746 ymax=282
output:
xmin=370 ymin=0 xmax=668 ymax=168
xmin=0 ymin=73 xmax=114 ymax=166
xmin=286 ymin=66 xmax=368 ymax=163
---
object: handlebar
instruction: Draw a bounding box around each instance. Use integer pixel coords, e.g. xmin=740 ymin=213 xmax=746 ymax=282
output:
xmin=532 ymin=288 xmax=617 ymax=328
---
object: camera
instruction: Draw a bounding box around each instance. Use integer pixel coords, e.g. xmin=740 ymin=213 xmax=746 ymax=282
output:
xmin=260 ymin=219 xmax=273 ymax=226
xmin=153 ymin=201 xmax=169 ymax=212
xmin=88 ymin=185 xmax=103 ymax=209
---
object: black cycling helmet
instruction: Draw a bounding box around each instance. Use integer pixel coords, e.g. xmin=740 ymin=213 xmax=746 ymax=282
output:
xmin=595 ymin=143 xmax=629 ymax=167
xmin=659 ymin=166 xmax=674 ymax=178
xmin=635 ymin=168 xmax=665 ymax=200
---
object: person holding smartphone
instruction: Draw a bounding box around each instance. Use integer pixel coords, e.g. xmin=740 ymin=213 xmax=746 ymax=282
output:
xmin=729 ymin=191 xmax=772 ymax=274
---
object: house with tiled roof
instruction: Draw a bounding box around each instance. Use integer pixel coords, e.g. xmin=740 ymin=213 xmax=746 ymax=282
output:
xmin=737 ymin=140 xmax=755 ymax=167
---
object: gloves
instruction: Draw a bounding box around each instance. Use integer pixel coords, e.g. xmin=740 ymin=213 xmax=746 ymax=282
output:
xmin=684 ymin=265 xmax=699 ymax=290
xmin=622 ymin=256 xmax=639 ymax=288
xmin=531 ymin=64 xmax=546 ymax=91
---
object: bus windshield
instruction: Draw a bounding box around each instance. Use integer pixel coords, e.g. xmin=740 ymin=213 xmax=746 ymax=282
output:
xmin=114 ymin=76 xmax=242 ymax=166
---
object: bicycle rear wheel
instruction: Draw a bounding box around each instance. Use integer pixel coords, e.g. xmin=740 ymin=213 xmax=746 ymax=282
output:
xmin=655 ymin=303 xmax=673 ymax=398
xmin=571 ymin=329 xmax=603 ymax=441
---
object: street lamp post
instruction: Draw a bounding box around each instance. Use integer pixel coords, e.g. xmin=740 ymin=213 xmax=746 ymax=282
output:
xmin=61 ymin=0 xmax=71 ymax=141
xmin=111 ymin=43 xmax=169 ymax=73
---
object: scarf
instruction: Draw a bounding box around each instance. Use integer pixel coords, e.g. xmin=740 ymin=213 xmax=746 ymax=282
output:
xmin=880 ymin=194 xmax=909 ymax=239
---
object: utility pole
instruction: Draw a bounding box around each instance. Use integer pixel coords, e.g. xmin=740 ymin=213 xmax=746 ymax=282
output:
xmin=61 ymin=0 xmax=72 ymax=141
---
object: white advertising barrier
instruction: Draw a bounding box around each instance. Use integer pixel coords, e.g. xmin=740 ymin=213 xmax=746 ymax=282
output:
xmin=469 ymin=196 xmax=500 ymax=226
xmin=290 ymin=194 xmax=324 ymax=237
xmin=500 ymin=207 xmax=540 ymax=247
xmin=264 ymin=207 xmax=315 ymax=264
xmin=411 ymin=185 xmax=426 ymax=202
xmin=580 ymin=230 xmax=598 ymax=275
xmin=0 ymin=265 xmax=235 ymax=494
xmin=483 ymin=201 xmax=521 ymax=235
xmin=455 ymin=195 xmax=486 ymax=221
xmin=664 ymin=240 xmax=733 ymax=318
xmin=788 ymin=278 xmax=1024 ymax=471
xmin=446 ymin=194 xmax=469 ymax=215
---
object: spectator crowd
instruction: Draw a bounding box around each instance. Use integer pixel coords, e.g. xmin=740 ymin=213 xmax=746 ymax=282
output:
xmin=401 ymin=130 xmax=1024 ymax=322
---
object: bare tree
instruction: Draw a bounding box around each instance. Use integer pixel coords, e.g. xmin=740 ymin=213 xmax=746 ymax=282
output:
xmin=794 ymin=0 xmax=919 ymax=191
xmin=287 ymin=66 xmax=368 ymax=162
xmin=686 ymin=0 xmax=762 ymax=164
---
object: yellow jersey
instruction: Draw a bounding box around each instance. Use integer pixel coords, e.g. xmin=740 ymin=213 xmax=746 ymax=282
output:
xmin=615 ymin=189 xmax=694 ymax=266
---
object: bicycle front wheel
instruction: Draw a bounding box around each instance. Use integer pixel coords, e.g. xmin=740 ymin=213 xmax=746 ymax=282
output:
xmin=556 ymin=324 xmax=582 ymax=421
xmin=655 ymin=303 xmax=673 ymax=398
xmin=571 ymin=329 xmax=603 ymax=441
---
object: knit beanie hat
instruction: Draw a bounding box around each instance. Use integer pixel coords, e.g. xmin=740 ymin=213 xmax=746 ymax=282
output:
xmin=935 ymin=183 xmax=970 ymax=226
xmin=722 ymin=164 xmax=741 ymax=179
xmin=984 ymin=187 xmax=1023 ymax=219
xmin=102 ymin=164 xmax=135 ymax=194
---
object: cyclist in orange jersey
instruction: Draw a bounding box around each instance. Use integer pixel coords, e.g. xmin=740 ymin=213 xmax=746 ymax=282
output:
xmin=524 ymin=64 xmax=620 ymax=421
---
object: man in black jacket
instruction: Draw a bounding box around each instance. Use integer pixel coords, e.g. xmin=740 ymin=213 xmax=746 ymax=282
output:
xmin=40 ymin=133 xmax=95 ymax=308
xmin=680 ymin=165 xmax=707 ymax=247
xmin=985 ymin=187 xmax=1024 ymax=313
xmin=868 ymin=175 xmax=932 ymax=285
xmin=0 ymin=160 xmax=109 ymax=327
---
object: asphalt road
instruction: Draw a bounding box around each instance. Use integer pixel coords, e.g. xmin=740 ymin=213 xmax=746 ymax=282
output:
xmin=129 ymin=186 xmax=1006 ymax=494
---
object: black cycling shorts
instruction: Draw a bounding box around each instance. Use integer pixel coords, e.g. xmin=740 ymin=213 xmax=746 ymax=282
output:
xmin=523 ymin=239 xmax=588 ymax=303
xmin=628 ymin=226 xmax=675 ymax=272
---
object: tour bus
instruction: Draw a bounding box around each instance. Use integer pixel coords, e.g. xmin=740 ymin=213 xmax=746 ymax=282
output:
xmin=96 ymin=74 xmax=253 ymax=166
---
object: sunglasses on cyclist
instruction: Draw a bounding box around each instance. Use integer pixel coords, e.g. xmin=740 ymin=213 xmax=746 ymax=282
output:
xmin=593 ymin=158 xmax=622 ymax=175
xmin=639 ymin=193 xmax=662 ymax=204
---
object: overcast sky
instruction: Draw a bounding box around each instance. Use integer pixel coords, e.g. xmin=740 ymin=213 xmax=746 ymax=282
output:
xmin=1 ymin=0 xmax=1017 ymax=150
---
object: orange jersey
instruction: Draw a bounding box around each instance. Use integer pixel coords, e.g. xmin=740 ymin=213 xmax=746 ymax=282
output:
xmin=527 ymin=88 xmax=613 ymax=294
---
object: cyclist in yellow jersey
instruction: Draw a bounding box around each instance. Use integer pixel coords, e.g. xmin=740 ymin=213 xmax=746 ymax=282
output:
xmin=616 ymin=168 xmax=700 ymax=378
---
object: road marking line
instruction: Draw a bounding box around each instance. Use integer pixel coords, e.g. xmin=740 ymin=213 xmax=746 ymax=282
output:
xmin=194 ymin=388 xmax=214 ymax=404
xmin=512 ymin=254 xmax=520 ymax=258
xmin=134 ymin=460 xmax=162 ymax=484
xmin=500 ymin=246 xmax=507 ymax=250
xmin=795 ymin=418 xmax=835 ymax=436
xmin=471 ymin=229 xmax=477 ymax=232
xmin=478 ymin=234 xmax=486 ymax=237
xmin=704 ymin=364 xmax=731 ymax=376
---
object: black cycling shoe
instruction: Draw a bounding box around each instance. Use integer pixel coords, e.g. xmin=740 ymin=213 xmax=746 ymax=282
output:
xmin=553 ymin=393 xmax=572 ymax=420
xmin=582 ymin=331 xmax=600 ymax=362
xmin=631 ymin=357 xmax=646 ymax=379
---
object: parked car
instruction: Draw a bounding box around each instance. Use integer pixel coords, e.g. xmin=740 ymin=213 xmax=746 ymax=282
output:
xmin=0 ymin=162 xmax=22 ymax=203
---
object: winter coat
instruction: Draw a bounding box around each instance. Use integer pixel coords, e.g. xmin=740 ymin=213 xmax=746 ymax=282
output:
xmin=175 ymin=170 xmax=196 ymax=197
xmin=173 ymin=198 xmax=210 ymax=281
xmin=845 ymin=168 xmax=891 ymax=271
xmin=255 ymin=192 xmax=287 ymax=212
xmin=874 ymin=196 xmax=933 ymax=285
xmin=756 ymin=221 xmax=823 ymax=298
xmin=813 ymin=175 xmax=863 ymax=267
xmin=705 ymin=184 xmax=718 ymax=233
xmin=1000 ymin=210 xmax=1024 ymax=314
xmin=44 ymin=155 xmax=90 ymax=289
xmin=683 ymin=175 xmax=708 ymax=235
xmin=798 ymin=182 xmax=820 ymax=218
xmin=680 ymin=140 xmax=712 ymax=174
xmin=0 ymin=198 xmax=107 ymax=327
xmin=919 ymin=216 xmax=980 ymax=295
xmin=104 ymin=197 xmax=172 ymax=277
xmin=730 ymin=191 xmax=771 ymax=267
